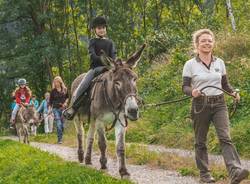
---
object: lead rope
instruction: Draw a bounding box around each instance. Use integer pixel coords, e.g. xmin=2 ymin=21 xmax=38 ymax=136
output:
xmin=143 ymin=86 xmax=239 ymax=118
xmin=194 ymin=86 xmax=239 ymax=118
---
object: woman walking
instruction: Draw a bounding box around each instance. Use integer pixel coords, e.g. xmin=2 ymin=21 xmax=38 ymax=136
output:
xmin=182 ymin=29 xmax=249 ymax=184
xmin=50 ymin=76 xmax=69 ymax=144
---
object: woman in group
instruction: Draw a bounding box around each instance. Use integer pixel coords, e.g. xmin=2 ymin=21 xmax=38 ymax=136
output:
xmin=50 ymin=76 xmax=69 ymax=144
xmin=182 ymin=29 xmax=248 ymax=184
xmin=37 ymin=92 xmax=54 ymax=134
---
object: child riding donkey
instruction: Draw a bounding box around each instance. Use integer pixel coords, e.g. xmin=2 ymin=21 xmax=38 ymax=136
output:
xmin=10 ymin=78 xmax=32 ymax=129
xmin=63 ymin=16 xmax=116 ymax=120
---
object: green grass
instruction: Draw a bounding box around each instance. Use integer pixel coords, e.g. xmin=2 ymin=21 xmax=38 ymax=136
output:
xmin=0 ymin=139 xmax=132 ymax=184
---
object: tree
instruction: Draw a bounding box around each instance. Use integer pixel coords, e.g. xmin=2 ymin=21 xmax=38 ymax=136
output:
xmin=226 ymin=0 xmax=236 ymax=31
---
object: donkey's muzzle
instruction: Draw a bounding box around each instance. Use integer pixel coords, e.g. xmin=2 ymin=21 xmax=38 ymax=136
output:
xmin=127 ymin=107 xmax=139 ymax=121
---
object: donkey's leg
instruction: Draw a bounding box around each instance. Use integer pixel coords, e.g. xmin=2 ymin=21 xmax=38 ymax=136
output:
xmin=21 ymin=125 xmax=26 ymax=143
xmin=22 ymin=124 xmax=28 ymax=144
xmin=74 ymin=115 xmax=84 ymax=163
xmin=85 ymin=121 xmax=95 ymax=165
xmin=31 ymin=124 xmax=35 ymax=136
xmin=30 ymin=124 xmax=32 ymax=136
xmin=115 ymin=117 xmax=130 ymax=178
xmin=25 ymin=125 xmax=30 ymax=144
xmin=17 ymin=126 xmax=22 ymax=142
xmin=33 ymin=125 xmax=37 ymax=136
xmin=96 ymin=119 xmax=107 ymax=169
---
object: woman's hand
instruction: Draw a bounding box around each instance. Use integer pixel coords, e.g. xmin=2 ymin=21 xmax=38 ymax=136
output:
xmin=232 ymin=91 xmax=240 ymax=103
xmin=192 ymin=89 xmax=202 ymax=98
xmin=62 ymin=102 xmax=68 ymax=108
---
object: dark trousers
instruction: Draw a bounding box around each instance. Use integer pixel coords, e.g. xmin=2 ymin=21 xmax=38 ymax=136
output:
xmin=191 ymin=94 xmax=242 ymax=178
xmin=72 ymin=66 xmax=107 ymax=108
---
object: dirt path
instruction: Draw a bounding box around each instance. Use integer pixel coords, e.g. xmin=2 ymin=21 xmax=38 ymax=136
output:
xmin=146 ymin=144 xmax=250 ymax=170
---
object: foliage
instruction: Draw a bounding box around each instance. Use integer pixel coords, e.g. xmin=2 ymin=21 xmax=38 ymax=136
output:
xmin=1 ymin=0 xmax=250 ymax=120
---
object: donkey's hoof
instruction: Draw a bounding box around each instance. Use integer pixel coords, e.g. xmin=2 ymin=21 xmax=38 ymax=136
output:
xmin=100 ymin=157 xmax=107 ymax=170
xmin=78 ymin=150 xmax=84 ymax=163
xmin=78 ymin=155 xmax=84 ymax=163
xmin=100 ymin=165 xmax=107 ymax=170
xmin=79 ymin=158 xmax=84 ymax=163
xmin=85 ymin=157 xmax=92 ymax=165
xmin=120 ymin=169 xmax=130 ymax=179
xmin=85 ymin=161 xmax=92 ymax=165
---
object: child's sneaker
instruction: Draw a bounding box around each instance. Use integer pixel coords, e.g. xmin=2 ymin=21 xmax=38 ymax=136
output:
xmin=9 ymin=119 xmax=15 ymax=129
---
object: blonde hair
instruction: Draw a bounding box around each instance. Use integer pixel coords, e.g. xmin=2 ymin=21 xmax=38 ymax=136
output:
xmin=45 ymin=92 xmax=50 ymax=98
xmin=52 ymin=76 xmax=67 ymax=94
xmin=192 ymin=29 xmax=215 ymax=53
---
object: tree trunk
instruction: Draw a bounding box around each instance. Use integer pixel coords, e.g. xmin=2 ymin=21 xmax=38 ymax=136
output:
xmin=44 ymin=57 xmax=54 ymax=86
xmin=87 ymin=0 xmax=93 ymax=39
xmin=104 ymin=0 xmax=109 ymax=17
xmin=226 ymin=0 xmax=236 ymax=31
xmin=143 ymin=0 xmax=147 ymax=37
xmin=155 ymin=0 xmax=160 ymax=29
xmin=69 ymin=0 xmax=82 ymax=69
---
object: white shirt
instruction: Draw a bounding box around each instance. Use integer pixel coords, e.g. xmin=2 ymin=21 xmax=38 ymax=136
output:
xmin=182 ymin=56 xmax=226 ymax=96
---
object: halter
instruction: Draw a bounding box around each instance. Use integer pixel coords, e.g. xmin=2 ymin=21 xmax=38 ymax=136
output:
xmin=102 ymin=79 xmax=138 ymax=131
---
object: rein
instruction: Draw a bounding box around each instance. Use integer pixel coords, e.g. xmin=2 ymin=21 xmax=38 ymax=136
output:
xmin=102 ymin=79 xmax=128 ymax=131
xmin=143 ymin=86 xmax=239 ymax=118
xmin=95 ymin=78 xmax=139 ymax=131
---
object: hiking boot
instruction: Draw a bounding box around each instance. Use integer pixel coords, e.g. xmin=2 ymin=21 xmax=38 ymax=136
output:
xmin=62 ymin=107 xmax=76 ymax=120
xmin=230 ymin=169 xmax=249 ymax=184
xmin=200 ymin=173 xmax=215 ymax=183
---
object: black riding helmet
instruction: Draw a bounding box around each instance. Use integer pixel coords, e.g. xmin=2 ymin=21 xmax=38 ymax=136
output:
xmin=18 ymin=78 xmax=27 ymax=86
xmin=91 ymin=16 xmax=107 ymax=29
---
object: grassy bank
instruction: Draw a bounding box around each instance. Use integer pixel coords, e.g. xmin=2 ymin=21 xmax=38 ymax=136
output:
xmin=0 ymin=139 xmax=132 ymax=184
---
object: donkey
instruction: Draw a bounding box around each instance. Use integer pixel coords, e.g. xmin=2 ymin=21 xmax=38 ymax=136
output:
xmin=71 ymin=44 xmax=146 ymax=178
xmin=15 ymin=104 xmax=40 ymax=144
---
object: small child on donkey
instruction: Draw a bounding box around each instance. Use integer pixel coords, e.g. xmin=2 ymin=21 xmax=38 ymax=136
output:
xmin=63 ymin=16 xmax=117 ymax=120
xmin=10 ymin=78 xmax=32 ymax=128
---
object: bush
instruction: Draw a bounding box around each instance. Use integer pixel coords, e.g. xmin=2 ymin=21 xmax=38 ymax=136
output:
xmin=215 ymin=33 xmax=250 ymax=61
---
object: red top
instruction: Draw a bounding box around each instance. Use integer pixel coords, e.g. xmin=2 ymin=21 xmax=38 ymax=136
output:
xmin=15 ymin=87 xmax=31 ymax=104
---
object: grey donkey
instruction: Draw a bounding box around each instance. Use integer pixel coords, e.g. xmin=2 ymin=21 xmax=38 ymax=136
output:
xmin=71 ymin=44 xmax=146 ymax=179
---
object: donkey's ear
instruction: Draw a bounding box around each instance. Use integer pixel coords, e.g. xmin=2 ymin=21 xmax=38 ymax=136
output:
xmin=110 ymin=59 xmax=123 ymax=71
xmin=115 ymin=58 xmax=123 ymax=66
xmin=126 ymin=43 xmax=146 ymax=68
xmin=100 ymin=50 xmax=115 ymax=67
